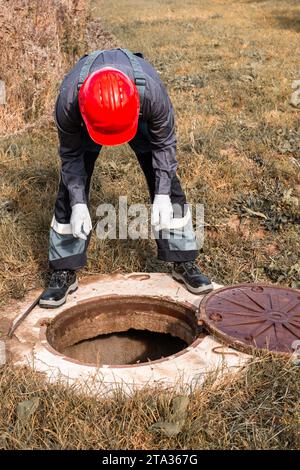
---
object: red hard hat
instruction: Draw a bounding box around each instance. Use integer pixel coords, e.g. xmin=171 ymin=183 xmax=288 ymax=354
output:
xmin=78 ymin=67 xmax=140 ymax=146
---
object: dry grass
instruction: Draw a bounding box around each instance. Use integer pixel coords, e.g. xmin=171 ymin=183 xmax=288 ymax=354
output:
xmin=0 ymin=1 xmax=91 ymax=304
xmin=0 ymin=354 xmax=299 ymax=450
xmin=0 ymin=1 xmax=117 ymax=304
xmin=0 ymin=0 xmax=300 ymax=450
xmin=0 ymin=0 xmax=89 ymax=137
xmin=0 ymin=0 xmax=299 ymax=306
xmin=95 ymin=0 xmax=300 ymax=288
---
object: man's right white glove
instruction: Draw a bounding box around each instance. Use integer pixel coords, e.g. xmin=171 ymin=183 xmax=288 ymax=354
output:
xmin=151 ymin=194 xmax=173 ymax=230
xmin=70 ymin=203 xmax=92 ymax=240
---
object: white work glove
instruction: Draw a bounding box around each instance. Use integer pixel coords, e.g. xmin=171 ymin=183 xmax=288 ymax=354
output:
xmin=70 ymin=203 xmax=92 ymax=240
xmin=151 ymin=194 xmax=173 ymax=230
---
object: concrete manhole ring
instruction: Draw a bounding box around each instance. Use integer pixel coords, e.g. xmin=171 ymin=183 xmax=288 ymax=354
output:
xmin=44 ymin=295 xmax=201 ymax=367
xmin=4 ymin=274 xmax=250 ymax=395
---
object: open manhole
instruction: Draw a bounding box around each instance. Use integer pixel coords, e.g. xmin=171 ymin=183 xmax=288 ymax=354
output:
xmin=5 ymin=274 xmax=252 ymax=394
xmin=46 ymin=295 xmax=201 ymax=366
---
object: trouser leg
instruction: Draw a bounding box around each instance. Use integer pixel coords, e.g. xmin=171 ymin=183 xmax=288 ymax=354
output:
xmin=49 ymin=149 xmax=100 ymax=271
xmin=134 ymin=150 xmax=199 ymax=262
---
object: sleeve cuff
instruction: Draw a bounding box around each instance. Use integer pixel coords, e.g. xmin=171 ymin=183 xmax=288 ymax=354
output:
xmin=69 ymin=185 xmax=87 ymax=207
xmin=154 ymin=174 xmax=172 ymax=195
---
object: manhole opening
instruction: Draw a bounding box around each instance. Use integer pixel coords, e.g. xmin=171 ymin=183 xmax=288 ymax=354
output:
xmin=46 ymin=295 xmax=201 ymax=366
xmin=62 ymin=329 xmax=188 ymax=365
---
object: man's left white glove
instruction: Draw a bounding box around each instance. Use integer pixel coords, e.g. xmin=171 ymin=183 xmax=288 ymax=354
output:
xmin=151 ymin=194 xmax=173 ymax=230
xmin=70 ymin=203 xmax=92 ymax=240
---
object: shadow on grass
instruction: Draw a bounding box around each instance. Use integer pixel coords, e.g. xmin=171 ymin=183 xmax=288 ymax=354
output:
xmin=244 ymin=1 xmax=300 ymax=33
xmin=273 ymin=11 xmax=300 ymax=32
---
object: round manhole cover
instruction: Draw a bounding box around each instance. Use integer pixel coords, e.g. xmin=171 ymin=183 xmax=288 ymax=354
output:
xmin=200 ymin=284 xmax=300 ymax=354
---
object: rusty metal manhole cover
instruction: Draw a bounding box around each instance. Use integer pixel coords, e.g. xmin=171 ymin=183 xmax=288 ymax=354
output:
xmin=200 ymin=284 xmax=300 ymax=354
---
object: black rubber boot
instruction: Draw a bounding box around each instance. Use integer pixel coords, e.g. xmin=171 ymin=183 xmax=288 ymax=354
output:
xmin=172 ymin=261 xmax=213 ymax=295
xmin=39 ymin=270 xmax=78 ymax=308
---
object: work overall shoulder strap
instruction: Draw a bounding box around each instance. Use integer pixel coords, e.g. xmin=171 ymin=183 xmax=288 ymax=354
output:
xmin=77 ymin=49 xmax=106 ymax=90
xmin=118 ymin=48 xmax=146 ymax=119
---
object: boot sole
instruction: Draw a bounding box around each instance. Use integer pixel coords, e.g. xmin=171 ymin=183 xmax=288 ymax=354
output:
xmin=39 ymin=280 xmax=78 ymax=309
xmin=172 ymin=271 xmax=213 ymax=295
